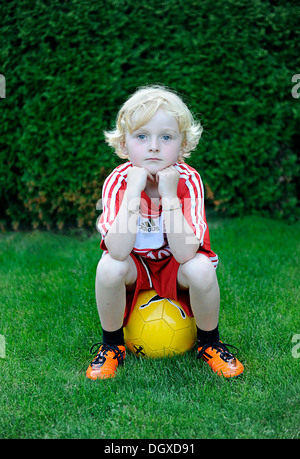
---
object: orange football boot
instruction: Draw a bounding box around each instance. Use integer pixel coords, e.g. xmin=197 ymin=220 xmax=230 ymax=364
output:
xmin=197 ymin=341 xmax=244 ymax=378
xmin=86 ymin=343 xmax=126 ymax=380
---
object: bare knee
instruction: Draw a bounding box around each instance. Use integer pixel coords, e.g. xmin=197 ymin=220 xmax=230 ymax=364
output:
xmin=96 ymin=254 xmax=136 ymax=287
xmin=179 ymin=254 xmax=217 ymax=291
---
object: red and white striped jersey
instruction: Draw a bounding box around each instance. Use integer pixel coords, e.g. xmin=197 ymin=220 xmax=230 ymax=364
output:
xmin=97 ymin=161 xmax=218 ymax=266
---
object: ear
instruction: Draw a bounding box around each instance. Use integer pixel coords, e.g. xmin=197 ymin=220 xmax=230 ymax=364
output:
xmin=181 ymin=138 xmax=187 ymax=151
xmin=178 ymin=139 xmax=187 ymax=162
xmin=120 ymin=140 xmax=129 ymax=157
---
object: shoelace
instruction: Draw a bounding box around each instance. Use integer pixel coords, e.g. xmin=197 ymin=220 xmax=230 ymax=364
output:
xmin=90 ymin=342 xmax=125 ymax=367
xmin=197 ymin=341 xmax=239 ymax=363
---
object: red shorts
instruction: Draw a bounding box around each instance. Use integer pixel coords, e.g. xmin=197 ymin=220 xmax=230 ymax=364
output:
xmin=123 ymin=250 xmax=217 ymax=326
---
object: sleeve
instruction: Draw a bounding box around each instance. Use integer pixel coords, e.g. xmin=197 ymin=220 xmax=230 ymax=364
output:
xmin=96 ymin=168 xmax=127 ymax=243
xmin=180 ymin=170 xmax=207 ymax=246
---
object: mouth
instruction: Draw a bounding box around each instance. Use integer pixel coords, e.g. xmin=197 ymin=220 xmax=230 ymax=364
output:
xmin=146 ymin=158 xmax=162 ymax=161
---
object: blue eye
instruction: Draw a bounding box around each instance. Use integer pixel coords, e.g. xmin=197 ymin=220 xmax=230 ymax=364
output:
xmin=137 ymin=134 xmax=147 ymax=140
xmin=162 ymin=135 xmax=171 ymax=141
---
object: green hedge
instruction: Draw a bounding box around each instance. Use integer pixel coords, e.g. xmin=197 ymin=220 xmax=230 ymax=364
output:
xmin=1 ymin=0 xmax=299 ymax=231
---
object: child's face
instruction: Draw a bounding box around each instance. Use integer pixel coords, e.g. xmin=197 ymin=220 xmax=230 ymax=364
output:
xmin=123 ymin=109 xmax=183 ymax=177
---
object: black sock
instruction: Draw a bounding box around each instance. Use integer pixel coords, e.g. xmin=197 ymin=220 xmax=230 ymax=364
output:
xmin=197 ymin=325 xmax=219 ymax=346
xmin=102 ymin=326 xmax=125 ymax=346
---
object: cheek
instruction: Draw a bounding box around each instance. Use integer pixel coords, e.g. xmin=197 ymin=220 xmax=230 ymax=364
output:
xmin=128 ymin=149 xmax=143 ymax=166
xmin=129 ymin=153 xmax=137 ymax=165
xmin=165 ymin=144 xmax=181 ymax=160
xmin=126 ymin=141 xmax=140 ymax=162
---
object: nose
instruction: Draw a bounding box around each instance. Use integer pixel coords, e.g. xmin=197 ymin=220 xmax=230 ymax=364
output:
xmin=149 ymin=137 xmax=160 ymax=152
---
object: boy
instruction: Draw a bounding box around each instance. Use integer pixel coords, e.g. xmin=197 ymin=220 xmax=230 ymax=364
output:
xmin=86 ymin=85 xmax=244 ymax=380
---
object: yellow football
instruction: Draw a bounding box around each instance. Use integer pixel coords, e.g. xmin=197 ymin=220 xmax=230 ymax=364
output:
xmin=124 ymin=289 xmax=197 ymax=358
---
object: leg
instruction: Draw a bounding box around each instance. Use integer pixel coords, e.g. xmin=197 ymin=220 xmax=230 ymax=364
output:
xmin=86 ymin=254 xmax=137 ymax=380
xmin=95 ymin=253 xmax=137 ymax=331
xmin=177 ymin=253 xmax=244 ymax=378
xmin=177 ymin=253 xmax=220 ymax=331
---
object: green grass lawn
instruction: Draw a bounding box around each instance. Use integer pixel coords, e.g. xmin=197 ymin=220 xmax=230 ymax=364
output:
xmin=0 ymin=215 xmax=299 ymax=439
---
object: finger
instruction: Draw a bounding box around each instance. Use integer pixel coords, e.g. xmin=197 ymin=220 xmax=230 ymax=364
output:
xmin=147 ymin=170 xmax=156 ymax=182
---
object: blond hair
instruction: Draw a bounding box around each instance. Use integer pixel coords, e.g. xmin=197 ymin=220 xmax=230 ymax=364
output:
xmin=104 ymin=85 xmax=203 ymax=160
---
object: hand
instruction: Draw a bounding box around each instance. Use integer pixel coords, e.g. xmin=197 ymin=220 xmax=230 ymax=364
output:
xmin=156 ymin=166 xmax=180 ymax=198
xmin=127 ymin=166 xmax=155 ymax=195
